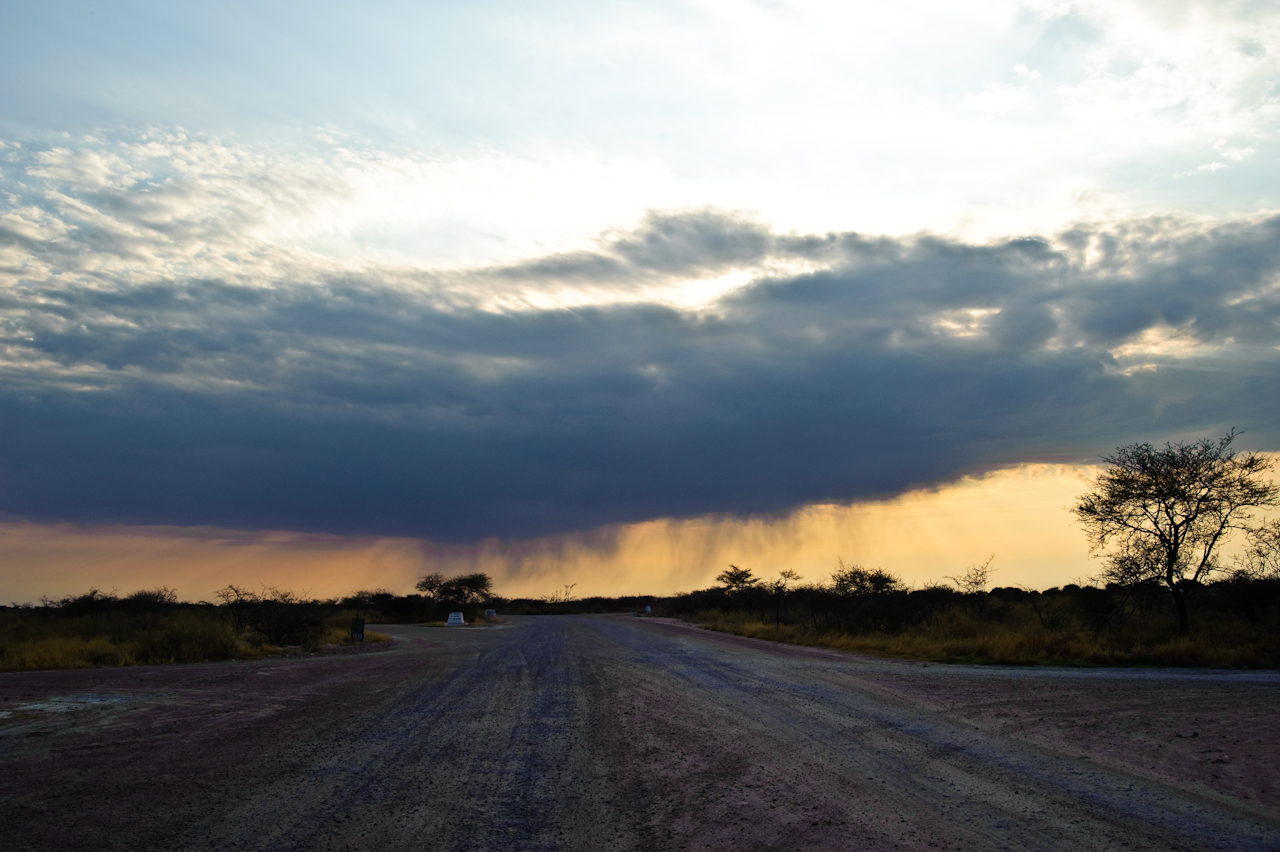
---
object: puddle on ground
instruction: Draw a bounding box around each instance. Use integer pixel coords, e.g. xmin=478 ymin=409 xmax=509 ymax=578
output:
xmin=0 ymin=692 xmax=165 ymax=743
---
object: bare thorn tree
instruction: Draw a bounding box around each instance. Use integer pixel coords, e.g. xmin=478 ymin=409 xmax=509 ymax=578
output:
xmin=769 ymin=569 xmax=802 ymax=630
xmin=946 ymin=555 xmax=995 ymax=595
xmin=1237 ymin=519 xmax=1280 ymax=580
xmin=1073 ymin=430 xmax=1278 ymax=634
xmin=543 ymin=583 xmax=579 ymax=604
xmin=946 ymin=555 xmax=995 ymax=617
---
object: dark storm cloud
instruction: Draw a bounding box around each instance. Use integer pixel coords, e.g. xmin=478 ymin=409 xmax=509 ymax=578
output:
xmin=494 ymin=209 xmax=776 ymax=284
xmin=2 ymin=191 xmax=1279 ymax=539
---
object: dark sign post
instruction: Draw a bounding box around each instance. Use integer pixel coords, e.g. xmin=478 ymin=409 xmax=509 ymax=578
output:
xmin=351 ymin=617 xmax=365 ymax=642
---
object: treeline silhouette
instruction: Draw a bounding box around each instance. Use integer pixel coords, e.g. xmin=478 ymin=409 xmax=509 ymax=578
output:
xmin=667 ymin=575 xmax=1280 ymax=632
xmin=662 ymin=567 xmax=1280 ymax=667
xmin=8 ymin=566 xmax=1280 ymax=671
xmin=0 ymin=585 xmax=403 ymax=671
xmin=1 ymin=578 xmax=650 ymax=671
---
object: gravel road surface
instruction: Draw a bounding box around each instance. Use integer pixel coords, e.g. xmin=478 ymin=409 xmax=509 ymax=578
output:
xmin=2 ymin=615 xmax=1278 ymax=851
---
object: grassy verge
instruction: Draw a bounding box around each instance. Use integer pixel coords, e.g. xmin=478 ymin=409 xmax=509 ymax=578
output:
xmin=0 ymin=610 xmax=240 ymax=671
xmin=693 ymin=608 xmax=1280 ymax=668
xmin=314 ymin=625 xmax=391 ymax=646
xmin=0 ymin=607 xmax=391 ymax=673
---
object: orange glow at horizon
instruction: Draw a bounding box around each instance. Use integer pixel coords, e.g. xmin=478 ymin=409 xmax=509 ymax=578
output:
xmin=0 ymin=463 xmax=1125 ymax=604
xmin=429 ymin=463 xmax=1105 ymax=597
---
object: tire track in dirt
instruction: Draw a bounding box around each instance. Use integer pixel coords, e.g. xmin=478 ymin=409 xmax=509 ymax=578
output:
xmin=582 ymin=617 xmax=1279 ymax=850
xmin=1 ymin=616 xmax=1277 ymax=851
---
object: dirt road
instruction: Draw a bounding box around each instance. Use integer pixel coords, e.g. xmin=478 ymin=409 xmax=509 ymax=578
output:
xmin=2 ymin=615 xmax=1278 ymax=851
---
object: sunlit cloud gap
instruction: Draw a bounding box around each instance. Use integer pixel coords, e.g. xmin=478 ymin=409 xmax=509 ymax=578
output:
xmin=9 ymin=0 xmax=1278 ymax=243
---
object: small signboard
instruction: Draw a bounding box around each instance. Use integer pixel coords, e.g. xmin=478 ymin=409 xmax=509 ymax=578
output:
xmin=447 ymin=612 xmax=465 ymax=625
xmin=351 ymin=617 xmax=366 ymax=642
xmin=484 ymin=609 xmax=496 ymax=618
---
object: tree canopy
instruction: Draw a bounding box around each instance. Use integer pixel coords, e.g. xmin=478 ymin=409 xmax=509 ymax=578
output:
xmin=716 ymin=565 xmax=759 ymax=593
xmin=830 ymin=561 xmax=903 ymax=597
xmin=415 ymin=572 xmax=446 ymax=598
xmin=1073 ymin=431 xmax=1277 ymax=633
xmin=439 ymin=573 xmax=494 ymax=606
xmin=415 ymin=572 xmax=495 ymax=607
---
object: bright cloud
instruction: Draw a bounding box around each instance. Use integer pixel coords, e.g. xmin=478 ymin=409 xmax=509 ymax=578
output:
xmin=0 ymin=1 xmax=1279 ymax=596
xmin=4 ymin=1 xmax=1280 ymax=256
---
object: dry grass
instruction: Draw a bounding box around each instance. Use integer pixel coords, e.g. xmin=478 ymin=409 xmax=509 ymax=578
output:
xmin=0 ymin=610 xmax=241 ymax=672
xmin=313 ymin=624 xmax=392 ymax=647
xmin=695 ymin=606 xmax=1280 ymax=668
xmin=0 ymin=609 xmax=393 ymax=672
xmin=1 ymin=634 xmax=133 ymax=671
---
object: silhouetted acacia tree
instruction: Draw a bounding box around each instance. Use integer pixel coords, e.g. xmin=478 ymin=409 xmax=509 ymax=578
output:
xmin=831 ymin=561 xmax=903 ymax=597
xmin=826 ymin=561 xmax=905 ymax=632
xmin=716 ymin=565 xmax=759 ymax=594
xmin=1073 ymin=431 xmax=1278 ymax=634
xmin=415 ymin=572 xmax=447 ymax=599
xmin=439 ymin=573 xmax=494 ymax=607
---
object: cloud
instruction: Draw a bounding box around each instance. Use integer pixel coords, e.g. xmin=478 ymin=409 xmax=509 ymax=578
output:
xmin=963 ymin=84 xmax=1029 ymax=114
xmin=1 ymin=135 xmax=1279 ymax=542
xmin=0 ymin=463 xmax=1148 ymax=602
xmin=7 ymin=0 xmax=1280 ymax=254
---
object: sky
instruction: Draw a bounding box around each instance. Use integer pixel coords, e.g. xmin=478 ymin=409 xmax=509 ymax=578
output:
xmin=1 ymin=0 xmax=1279 ymax=601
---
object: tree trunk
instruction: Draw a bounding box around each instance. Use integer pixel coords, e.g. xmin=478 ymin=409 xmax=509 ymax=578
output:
xmin=1171 ymin=587 xmax=1190 ymax=635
